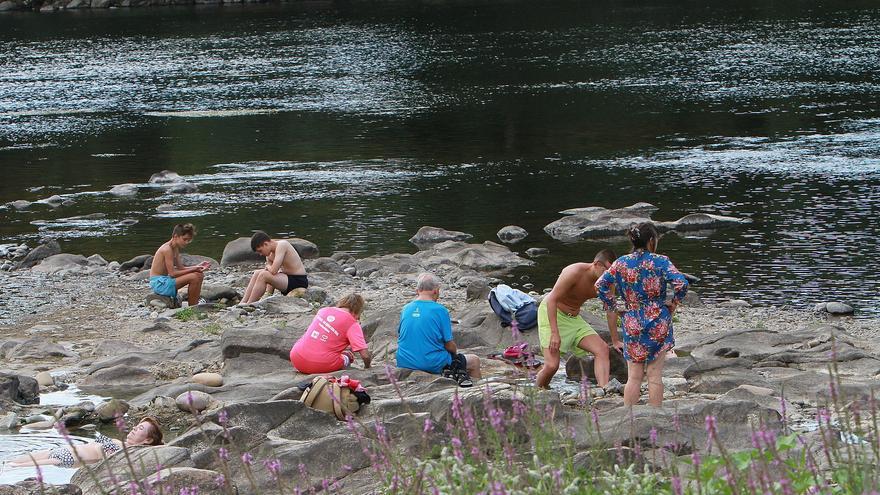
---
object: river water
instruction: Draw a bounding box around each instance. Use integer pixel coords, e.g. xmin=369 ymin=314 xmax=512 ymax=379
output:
xmin=0 ymin=0 xmax=878 ymax=314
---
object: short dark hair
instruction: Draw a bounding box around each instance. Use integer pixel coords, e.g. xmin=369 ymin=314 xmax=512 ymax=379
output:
xmin=628 ymin=222 xmax=659 ymax=251
xmin=251 ymin=231 xmax=271 ymax=252
xmin=172 ymin=223 xmax=195 ymax=237
xmin=593 ymin=249 xmax=617 ymax=265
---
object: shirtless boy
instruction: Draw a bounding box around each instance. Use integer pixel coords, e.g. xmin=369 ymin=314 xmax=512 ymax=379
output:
xmin=240 ymin=231 xmax=309 ymax=304
xmin=149 ymin=223 xmax=209 ymax=307
xmin=535 ymin=249 xmax=617 ymax=389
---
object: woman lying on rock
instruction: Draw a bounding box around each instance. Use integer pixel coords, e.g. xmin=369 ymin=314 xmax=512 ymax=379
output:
xmin=595 ymin=222 xmax=689 ymax=407
xmin=290 ymin=293 xmax=372 ymax=374
xmin=6 ymin=417 xmax=163 ymax=469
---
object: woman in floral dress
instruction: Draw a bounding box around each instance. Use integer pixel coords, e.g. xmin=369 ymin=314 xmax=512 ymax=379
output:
xmin=595 ymin=222 xmax=689 ymax=406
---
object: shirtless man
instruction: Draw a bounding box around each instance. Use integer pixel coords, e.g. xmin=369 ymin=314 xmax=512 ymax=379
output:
xmin=240 ymin=231 xmax=308 ymax=304
xmin=535 ymin=249 xmax=617 ymax=389
xmin=149 ymin=223 xmax=209 ymax=307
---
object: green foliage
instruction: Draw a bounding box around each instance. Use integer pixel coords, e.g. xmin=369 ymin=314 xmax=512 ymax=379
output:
xmin=201 ymin=322 xmax=222 ymax=335
xmin=173 ymin=307 xmax=206 ymax=322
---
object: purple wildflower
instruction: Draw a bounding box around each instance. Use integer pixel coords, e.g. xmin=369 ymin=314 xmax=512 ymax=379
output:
xmin=649 ymin=427 xmax=658 ymax=446
xmin=218 ymin=409 xmax=228 ymax=425
xmin=263 ymin=459 xmax=282 ymax=480
xmin=218 ymin=447 xmax=229 ymax=461
xmin=423 ymin=417 xmax=433 ymax=435
xmin=241 ymin=452 xmax=253 ymax=465
xmin=671 ymin=476 xmax=682 ymax=495
xmin=114 ymin=414 xmax=127 ymax=433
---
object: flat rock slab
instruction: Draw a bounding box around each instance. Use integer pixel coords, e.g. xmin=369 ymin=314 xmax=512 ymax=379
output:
xmin=71 ymin=445 xmax=192 ymax=494
xmin=544 ymin=203 xmax=750 ymax=242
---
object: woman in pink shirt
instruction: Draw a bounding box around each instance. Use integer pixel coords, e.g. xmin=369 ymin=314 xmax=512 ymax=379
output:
xmin=290 ymin=293 xmax=372 ymax=374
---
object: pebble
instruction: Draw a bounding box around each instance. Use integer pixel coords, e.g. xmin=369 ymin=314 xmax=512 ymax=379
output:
xmin=175 ymin=390 xmax=212 ymax=413
xmin=192 ymin=372 xmax=223 ymax=387
xmin=826 ymin=302 xmax=854 ymax=315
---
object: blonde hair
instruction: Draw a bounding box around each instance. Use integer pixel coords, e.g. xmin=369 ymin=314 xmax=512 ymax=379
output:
xmin=336 ymin=293 xmax=365 ymax=318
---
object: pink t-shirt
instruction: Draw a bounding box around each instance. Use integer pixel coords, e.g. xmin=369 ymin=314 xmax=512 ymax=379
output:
xmin=291 ymin=307 xmax=367 ymax=365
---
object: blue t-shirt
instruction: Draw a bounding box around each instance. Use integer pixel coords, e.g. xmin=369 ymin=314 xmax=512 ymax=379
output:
xmin=396 ymin=300 xmax=454 ymax=374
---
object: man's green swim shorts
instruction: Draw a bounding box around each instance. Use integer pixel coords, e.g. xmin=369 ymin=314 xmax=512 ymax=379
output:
xmin=538 ymin=300 xmax=598 ymax=357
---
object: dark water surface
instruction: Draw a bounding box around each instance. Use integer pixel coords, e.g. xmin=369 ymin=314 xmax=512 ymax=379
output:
xmin=0 ymin=0 xmax=878 ymax=314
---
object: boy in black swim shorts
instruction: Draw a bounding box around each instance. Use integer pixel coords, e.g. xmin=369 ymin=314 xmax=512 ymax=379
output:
xmin=240 ymin=231 xmax=309 ymax=304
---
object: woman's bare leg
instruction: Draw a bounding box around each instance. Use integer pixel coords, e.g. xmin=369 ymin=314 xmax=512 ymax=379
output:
xmin=623 ymin=361 xmax=644 ymax=406
xmin=646 ymin=351 xmax=667 ymax=407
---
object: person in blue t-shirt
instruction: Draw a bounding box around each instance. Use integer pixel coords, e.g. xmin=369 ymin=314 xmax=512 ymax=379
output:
xmin=396 ymin=273 xmax=481 ymax=383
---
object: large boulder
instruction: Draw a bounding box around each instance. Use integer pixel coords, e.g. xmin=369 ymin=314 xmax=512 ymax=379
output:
xmin=353 ymin=253 xmax=422 ymax=278
xmin=308 ymin=257 xmax=345 ymax=273
xmin=180 ymin=253 xmax=219 ymax=269
xmin=31 ymin=253 xmax=89 ymax=274
xmin=413 ymin=241 xmax=533 ymax=274
xmin=221 ymin=237 xmax=319 ymax=266
xmin=544 ymin=203 xmax=749 ymax=242
xmin=14 ymin=240 xmax=60 ymax=270
xmin=409 ymin=226 xmax=473 ymax=249
xmin=194 ymin=284 xmax=239 ymax=302
xmin=78 ymin=365 xmax=157 ymax=395
xmin=120 ymin=254 xmax=152 ymax=271
xmin=0 ymin=373 xmax=39 ymax=405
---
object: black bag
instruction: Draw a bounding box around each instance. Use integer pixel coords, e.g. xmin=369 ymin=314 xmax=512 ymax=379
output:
xmin=442 ymin=353 xmax=473 ymax=387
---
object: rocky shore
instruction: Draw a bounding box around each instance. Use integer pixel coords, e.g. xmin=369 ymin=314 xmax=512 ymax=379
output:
xmin=1 ymin=231 xmax=878 ymax=494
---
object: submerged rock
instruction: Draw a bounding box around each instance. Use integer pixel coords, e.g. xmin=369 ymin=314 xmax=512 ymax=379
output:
xmin=149 ymin=170 xmax=184 ymax=184
xmin=544 ymin=203 xmax=750 ymax=242
xmin=496 ymin=225 xmax=528 ymax=244
xmin=109 ymin=183 xmax=138 ymax=197
xmin=525 ymin=247 xmax=550 ymax=258
xmin=163 ymin=181 xmax=198 ymax=194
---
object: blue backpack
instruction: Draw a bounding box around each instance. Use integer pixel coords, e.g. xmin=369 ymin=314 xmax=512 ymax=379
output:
xmin=488 ymin=287 xmax=538 ymax=330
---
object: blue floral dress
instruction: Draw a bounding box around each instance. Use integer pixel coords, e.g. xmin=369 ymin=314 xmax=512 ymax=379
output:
xmin=595 ymin=250 xmax=689 ymax=363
